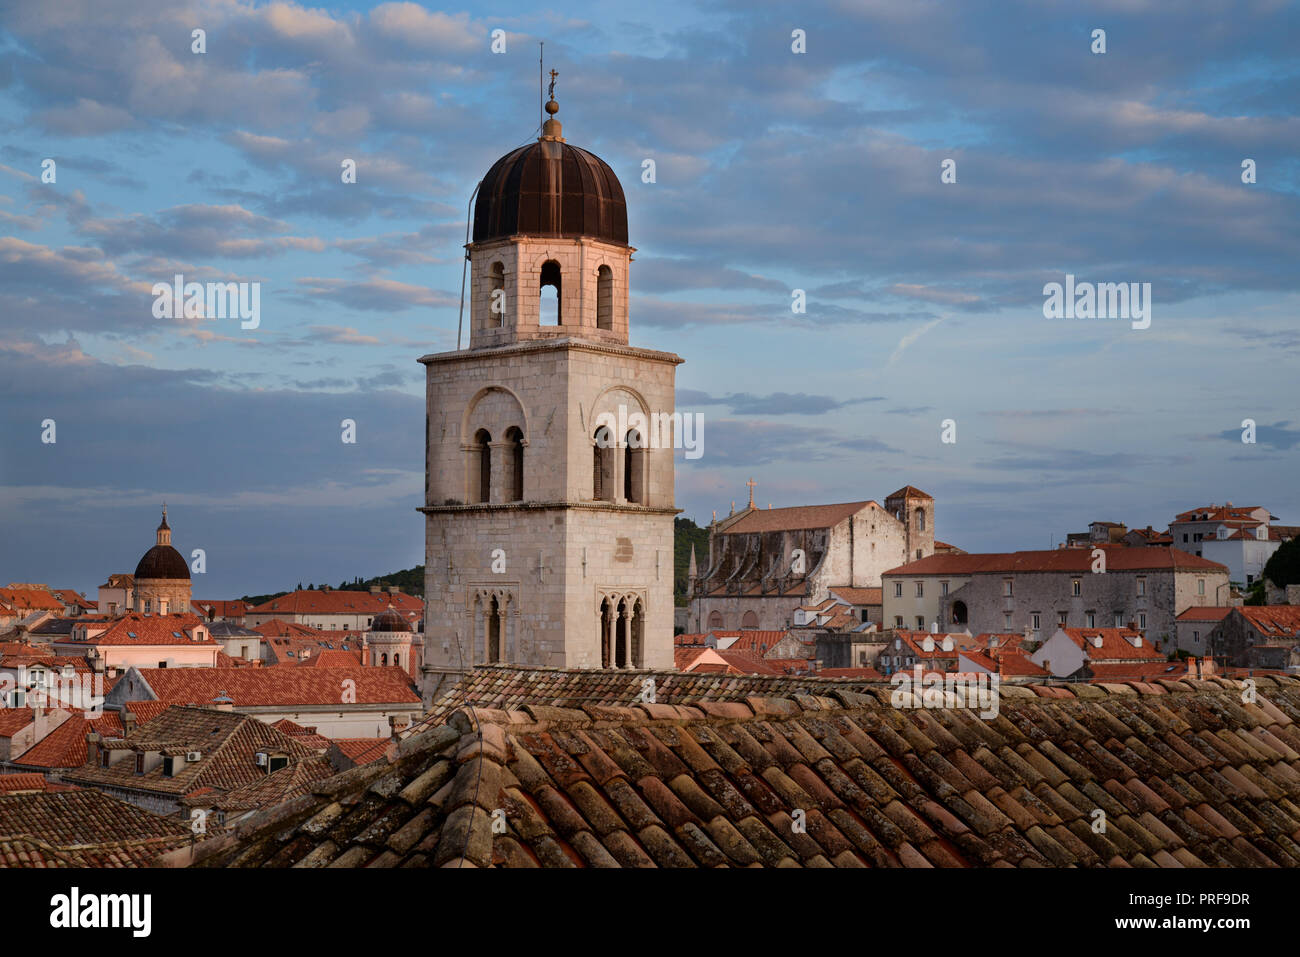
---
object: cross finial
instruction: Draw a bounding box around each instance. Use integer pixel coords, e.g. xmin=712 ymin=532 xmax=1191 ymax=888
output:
xmin=745 ymin=478 xmax=757 ymax=509
xmin=548 ymin=69 xmax=558 ymax=100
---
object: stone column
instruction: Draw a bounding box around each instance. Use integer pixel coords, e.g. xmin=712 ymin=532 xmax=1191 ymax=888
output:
xmin=604 ymin=605 xmax=616 ymax=669
xmin=496 ymin=602 xmax=508 ymax=663
xmin=488 ymin=441 xmax=512 ymax=504
xmin=619 ymin=605 xmax=631 ymax=668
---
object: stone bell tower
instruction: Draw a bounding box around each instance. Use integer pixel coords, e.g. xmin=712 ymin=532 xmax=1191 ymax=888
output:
xmin=418 ymin=80 xmax=683 ymax=700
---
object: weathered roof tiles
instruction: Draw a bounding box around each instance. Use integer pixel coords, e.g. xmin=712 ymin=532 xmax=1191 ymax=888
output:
xmin=171 ymin=671 xmax=1300 ymax=869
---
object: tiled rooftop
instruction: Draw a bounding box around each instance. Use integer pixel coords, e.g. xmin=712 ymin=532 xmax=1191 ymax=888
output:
xmin=886 ymin=545 xmax=1228 ymax=576
xmin=0 ymin=788 xmax=192 ymax=867
xmin=119 ymin=665 xmax=421 ymax=707
xmin=173 ymin=669 xmax=1300 ymax=868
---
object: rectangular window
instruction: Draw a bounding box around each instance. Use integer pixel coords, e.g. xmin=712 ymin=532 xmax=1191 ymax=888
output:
xmin=1086 ymin=612 xmax=1096 ymax=628
xmin=1058 ymin=611 xmax=1068 ymax=626
xmin=915 ymin=616 xmax=925 ymax=629
xmin=1003 ymin=579 xmax=1013 ymax=597
xmin=1198 ymin=579 xmax=1205 ymax=596
xmin=894 ymin=582 xmax=903 ymax=598
xmin=1032 ymin=613 xmax=1041 ymax=631
xmin=915 ymin=582 xmax=924 ymax=598
xmin=1114 ymin=612 xmax=1123 ymax=627
xmin=1182 ymin=533 xmax=1188 ymax=542
xmin=940 ymin=581 xmax=949 ymax=595
xmin=135 ymin=753 xmax=144 ymax=774
xmin=1193 ymin=630 xmax=1199 ymax=640
xmin=1136 ymin=577 xmax=1146 ymax=597
xmin=1004 ymin=613 xmax=1013 ymax=629
xmin=1071 ymin=579 xmax=1081 ymax=596
xmin=894 ymin=616 xmax=903 ymax=627
xmin=1139 ymin=613 xmax=1147 ymax=629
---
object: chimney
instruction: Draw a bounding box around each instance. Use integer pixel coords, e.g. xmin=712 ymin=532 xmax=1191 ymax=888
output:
xmin=87 ymin=730 xmax=102 ymax=765
xmin=369 ymin=585 xmax=382 ymax=594
xmin=388 ymin=713 xmax=411 ymax=741
xmin=123 ymin=710 xmax=138 ymax=735
xmin=211 ymin=692 xmax=234 ymax=712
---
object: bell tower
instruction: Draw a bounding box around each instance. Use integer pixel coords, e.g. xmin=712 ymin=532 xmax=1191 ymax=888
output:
xmin=419 ymin=82 xmax=683 ymax=701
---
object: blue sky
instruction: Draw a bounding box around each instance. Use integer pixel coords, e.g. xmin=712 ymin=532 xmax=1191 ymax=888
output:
xmin=1 ymin=0 xmax=1298 ymax=598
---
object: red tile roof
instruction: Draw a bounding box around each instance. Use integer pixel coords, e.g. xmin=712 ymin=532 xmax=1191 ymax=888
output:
xmin=1088 ymin=661 xmax=1186 ymax=681
xmin=124 ymin=666 xmax=420 ymax=707
xmin=0 ymin=773 xmax=55 ymax=793
xmin=828 ymin=586 xmax=883 ymax=605
xmin=718 ymin=631 xmax=787 ymax=654
xmin=0 ymin=709 xmax=36 ymax=738
xmin=0 ymin=588 xmax=63 ymax=613
xmin=1236 ymin=606 xmax=1300 ymax=639
xmin=960 ymin=649 xmax=1050 ymax=678
xmin=192 ymin=599 xmax=249 ymax=618
xmin=886 ymin=545 xmax=1228 ymax=576
xmin=817 ymin=667 xmax=884 ymax=679
xmin=1060 ymin=627 xmax=1165 ymax=661
xmin=331 ymin=738 xmax=390 ymax=765
xmin=12 ymin=713 xmax=123 ymax=769
xmin=1176 ymin=606 xmax=1234 ymax=623
xmin=65 ymin=706 xmax=315 ymax=796
xmin=720 ymin=501 xmax=875 ymax=534
xmin=248 ymin=590 xmax=422 ymax=617
xmin=65 ymin=613 xmax=217 ymax=646
xmin=1174 ymin=504 xmax=1265 ymax=523
xmin=886 ymin=485 xmax=933 ymax=500
xmin=0 ymin=788 xmax=192 ymax=865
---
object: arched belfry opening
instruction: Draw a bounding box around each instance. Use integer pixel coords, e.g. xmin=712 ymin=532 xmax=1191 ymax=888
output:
xmin=472 ymin=429 xmax=491 ymax=503
xmin=597 ymin=265 xmax=613 ymax=329
xmin=540 ymin=260 xmax=562 ymax=325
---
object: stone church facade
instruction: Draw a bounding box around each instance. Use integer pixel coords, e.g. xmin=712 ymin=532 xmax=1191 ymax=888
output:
xmin=689 ymin=486 xmax=935 ymax=633
xmin=419 ymin=94 xmax=681 ymax=701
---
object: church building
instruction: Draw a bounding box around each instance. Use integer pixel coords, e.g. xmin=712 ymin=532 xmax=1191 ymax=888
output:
xmin=689 ymin=486 xmax=937 ymax=632
xmin=418 ymin=84 xmax=682 ymax=700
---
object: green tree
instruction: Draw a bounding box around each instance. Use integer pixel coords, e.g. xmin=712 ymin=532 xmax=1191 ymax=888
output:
xmin=1262 ymin=538 xmax=1300 ymax=590
xmin=674 ymin=517 xmax=710 ymax=607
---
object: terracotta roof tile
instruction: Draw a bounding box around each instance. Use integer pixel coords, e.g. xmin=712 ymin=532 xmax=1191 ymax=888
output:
xmin=886 ymin=546 xmax=1227 ymax=576
xmin=162 ymin=666 xmax=1300 ymax=869
xmin=121 ymin=665 xmax=420 ymax=707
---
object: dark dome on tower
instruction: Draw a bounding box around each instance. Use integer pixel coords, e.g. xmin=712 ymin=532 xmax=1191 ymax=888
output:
xmin=472 ymin=104 xmax=627 ymax=246
xmin=134 ymin=507 xmax=190 ymax=580
xmin=134 ymin=544 xmax=190 ymax=580
xmin=370 ymin=607 xmax=412 ymax=632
